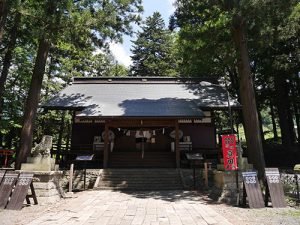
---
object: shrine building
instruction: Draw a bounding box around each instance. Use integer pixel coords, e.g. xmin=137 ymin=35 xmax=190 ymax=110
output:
xmin=43 ymin=77 xmax=241 ymax=168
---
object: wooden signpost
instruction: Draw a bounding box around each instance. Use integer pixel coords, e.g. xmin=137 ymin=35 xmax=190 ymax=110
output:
xmin=264 ymin=168 xmax=286 ymax=208
xmin=241 ymin=171 xmax=265 ymax=208
xmin=75 ymin=154 xmax=94 ymax=190
xmin=6 ymin=172 xmax=37 ymax=210
xmin=0 ymin=171 xmax=19 ymax=209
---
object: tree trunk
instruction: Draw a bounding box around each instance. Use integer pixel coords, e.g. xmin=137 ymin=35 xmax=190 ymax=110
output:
xmin=274 ymin=74 xmax=295 ymax=147
xmin=226 ymin=66 xmax=245 ymax=135
xmin=15 ymin=38 xmax=50 ymax=169
xmin=0 ymin=0 xmax=7 ymax=43
xmin=232 ymin=17 xmax=265 ymax=177
xmin=270 ymin=101 xmax=278 ymax=141
xmin=257 ymin=109 xmax=265 ymax=143
xmin=0 ymin=12 xmax=21 ymax=111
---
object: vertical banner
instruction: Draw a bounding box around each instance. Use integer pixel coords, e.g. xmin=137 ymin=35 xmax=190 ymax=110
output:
xmin=222 ymin=134 xmax=238 ymax=171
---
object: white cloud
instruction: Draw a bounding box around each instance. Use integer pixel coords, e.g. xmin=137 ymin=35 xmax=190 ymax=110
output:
xmin=109 ymin=42 xmax=132 ymax=67
xmin=167 ymin=0 xmax=176 ymax=13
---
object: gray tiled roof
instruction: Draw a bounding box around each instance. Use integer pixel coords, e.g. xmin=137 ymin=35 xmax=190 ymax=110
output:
xmin=43 ymin=77 xmax=241 ymax=117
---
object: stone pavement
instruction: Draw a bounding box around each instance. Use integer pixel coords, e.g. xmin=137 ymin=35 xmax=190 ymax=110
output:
xmin=22 ymin=190 xmax=232 ymax=225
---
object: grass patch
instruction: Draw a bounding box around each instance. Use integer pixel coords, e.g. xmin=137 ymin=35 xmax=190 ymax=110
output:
xmin=280 ymin=210 xmax=300 ymax=217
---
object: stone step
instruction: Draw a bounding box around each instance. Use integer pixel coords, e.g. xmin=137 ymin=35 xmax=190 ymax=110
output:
xmin=101 ymin=177 xmax=180 ymax=183
xmin=101 ymin=172 xmax=179 ymax=176
xmin=99 ymin=182 xmax=182 ymax=187
xmin=96 ymin=169 xmax=183 ymax=190
xmin=95 ymin=186 xmax=183 ymax=190
xmin=100 ymin=177 xmax=180 ymax=181
xmin=102 ymin=170 xmax=179 ymax=174
xmin=108 ymin=152 xmax=175 ymax=168
xmin=97 ymin=182 xmax=182 ymax=187
xmin=101 ymin=175 xmax=180 ymax=179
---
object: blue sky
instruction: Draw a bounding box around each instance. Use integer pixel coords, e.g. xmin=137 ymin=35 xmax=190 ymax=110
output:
xmin=109 ymin=0 xmax=176 ymax=67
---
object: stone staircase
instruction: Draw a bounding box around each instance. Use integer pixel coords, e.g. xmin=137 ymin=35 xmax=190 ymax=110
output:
xmin=94 ymin=169 xmax=183 ymax=190
xmin=108 ymin=152 xmax=176 ymax=168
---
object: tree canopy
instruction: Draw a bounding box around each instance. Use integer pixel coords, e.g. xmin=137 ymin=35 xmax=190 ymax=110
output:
xmin=130 ymin=12 xmax=177 ymax=76
xmin=171 ymin=0 xmax=300 ymax=175
xmin=0 ymin=0 xmax=143 ymax=168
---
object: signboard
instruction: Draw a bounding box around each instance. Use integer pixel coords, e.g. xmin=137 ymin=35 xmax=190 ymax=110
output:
xmin=242 ymin=171 xmax=265 ymax=208
xmin=221 ymin=134 xmax=238 ymax=171
xmin=6 ymin=173 xmax=37 ymax=210
xmin=75 ymin=155 xmax=94 ymax=161
xmin=265 ymin=168 xmax=286 ymax=208
xmin=0 ymin=172 xmax=19 ymax=209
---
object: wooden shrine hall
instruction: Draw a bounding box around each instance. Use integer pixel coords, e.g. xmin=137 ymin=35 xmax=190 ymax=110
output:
xmin=43 ymin=77 xmax=241 ymax=168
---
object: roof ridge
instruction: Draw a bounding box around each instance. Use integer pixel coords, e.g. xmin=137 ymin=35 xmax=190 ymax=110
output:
xmin=72 ymin=77 xmax=217 ymax=84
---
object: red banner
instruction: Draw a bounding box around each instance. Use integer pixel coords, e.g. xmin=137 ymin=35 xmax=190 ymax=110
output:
xmin=221 ymin=134 xmax=238 ymax=171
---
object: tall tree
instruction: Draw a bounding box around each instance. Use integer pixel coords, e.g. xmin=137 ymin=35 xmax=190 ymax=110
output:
xmin=130 ymin=12 xmax=177 ymax=76
xmin=173 ymin=0 xmax=267 ymax=175
xmin=231 ymin=12 xmax=266 ymax=175
xmin=15 ymin=0 xmax=142 ymax=169
xmin=251 ymin=1 xmax=299 ymax=147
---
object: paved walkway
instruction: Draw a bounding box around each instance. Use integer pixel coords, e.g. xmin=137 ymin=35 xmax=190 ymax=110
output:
xmin=25 ymin=190 xmax=232 ymax=225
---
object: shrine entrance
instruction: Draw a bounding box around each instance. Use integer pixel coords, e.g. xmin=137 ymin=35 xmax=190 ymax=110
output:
xmin=102 ymin=118 xmax=181 ymax=168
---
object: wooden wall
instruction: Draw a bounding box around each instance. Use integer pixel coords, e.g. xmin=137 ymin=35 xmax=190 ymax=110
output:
xmin=179 ymin=124 xmax=216 ymax=149
xmin=71 ymin=123 xmax=104 ymax=147
xmin=71 ymin=122 xmax=216 ymax=151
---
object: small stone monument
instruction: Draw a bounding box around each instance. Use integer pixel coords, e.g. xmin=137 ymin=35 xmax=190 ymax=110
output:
xmin=21 ymin=135 xmax=58 ymax=171
xmin=20 ymin=135 xmax=63 ymax=204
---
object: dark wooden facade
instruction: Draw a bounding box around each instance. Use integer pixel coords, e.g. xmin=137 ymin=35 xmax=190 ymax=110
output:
xmin=70 ymin=115 xmax=217 ymax=168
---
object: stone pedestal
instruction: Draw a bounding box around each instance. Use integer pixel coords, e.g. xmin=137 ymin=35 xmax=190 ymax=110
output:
xmin=213 ymin=170 xmax=243 ymax=204
xmin=20 ymin=155 xmax=63 ymax=204
xmin=21 ymin=156 xmax=59 ymax=171
xmin=30 ymin=171 xmax=64 ymax=204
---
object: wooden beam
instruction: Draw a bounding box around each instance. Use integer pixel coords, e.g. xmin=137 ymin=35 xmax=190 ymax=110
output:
xmin=107 ymin=119 xmax=177 ymax=128
xmin=175 ymin=120 xmax=180 ymax=168
xmin=103 ymin=123 xmax=109 ymax=168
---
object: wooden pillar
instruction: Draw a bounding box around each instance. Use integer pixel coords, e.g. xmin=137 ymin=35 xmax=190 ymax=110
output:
xmin=175 ymin=120 xmax=180 ymax=168
xmin=103 ymin=123 xmax=109 ymax=168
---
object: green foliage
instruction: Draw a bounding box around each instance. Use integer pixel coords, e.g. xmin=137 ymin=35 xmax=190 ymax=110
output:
xmin=0 ymin=0 xmax=142 ymax=149
xmin=171 ymin=0 xmax=235 ymax=78
xmin=130 ymin=12 xmax=178 ymax=76
xmin=172 ymin=0 xmax=300 ymax=145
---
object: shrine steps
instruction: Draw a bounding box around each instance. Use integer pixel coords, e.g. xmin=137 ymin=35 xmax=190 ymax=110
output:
xmin=94 ymin=169 xmax=184 ymax=190
xmin=108 ymin=151 xmax=176 ymax=168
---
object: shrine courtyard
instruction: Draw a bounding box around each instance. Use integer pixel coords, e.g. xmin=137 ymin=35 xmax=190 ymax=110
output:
xmin=1 ymin=190 xmax=300 ymax=225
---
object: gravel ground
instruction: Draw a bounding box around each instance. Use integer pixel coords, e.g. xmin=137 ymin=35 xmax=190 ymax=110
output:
xmin=1 ymin=190 xmax=300 ymax=225
xmin=210 ymin=202 xmax=300 ymax=225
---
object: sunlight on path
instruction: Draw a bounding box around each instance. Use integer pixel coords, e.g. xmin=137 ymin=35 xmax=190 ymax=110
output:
xmin=25 ymin=190 xmax=232 ymax=225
